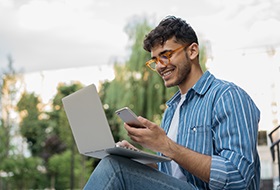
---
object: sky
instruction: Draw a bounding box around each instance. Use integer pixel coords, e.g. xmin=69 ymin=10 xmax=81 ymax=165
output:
xmin=1 ymin=0 xmax=280 ymax=130
xmin=1 ymin=0 xmax=279 ymax=72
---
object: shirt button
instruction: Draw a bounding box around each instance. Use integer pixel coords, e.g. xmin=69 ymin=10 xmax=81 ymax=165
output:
xmin=193 ymin=127 xmax=196 ymax=132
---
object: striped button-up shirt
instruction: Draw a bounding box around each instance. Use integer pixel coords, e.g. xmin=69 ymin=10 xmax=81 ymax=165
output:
xmin=158 ymin=71 xmax=260 ymax=189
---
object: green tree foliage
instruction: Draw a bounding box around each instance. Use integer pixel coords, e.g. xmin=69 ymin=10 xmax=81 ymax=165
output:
xmin=0 ymin=54 xmax=18 ymax=162
xmin=1 ymin=156 xmax=47 ymax=189
xmin=0 ymin=56 xmax=38 ymax=190
xmin=48 ymin=150 xmax=92 ymax=189
xmin=17 ymin=92 xmax=48 ymax=156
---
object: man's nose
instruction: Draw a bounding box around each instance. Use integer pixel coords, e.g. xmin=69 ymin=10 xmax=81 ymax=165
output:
xmin=156 ymin=60 xmax=167 ymax=71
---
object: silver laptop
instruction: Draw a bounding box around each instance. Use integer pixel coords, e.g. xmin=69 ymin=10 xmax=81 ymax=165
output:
xmin=62 ymin=84 xmax=171 ymax=164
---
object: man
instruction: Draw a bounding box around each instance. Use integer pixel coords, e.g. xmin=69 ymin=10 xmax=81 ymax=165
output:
xmin=84 ymin=16 xmax=260 ymax=190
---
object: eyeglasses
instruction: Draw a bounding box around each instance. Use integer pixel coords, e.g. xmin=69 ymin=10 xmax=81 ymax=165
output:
xmin=145 ymin=45 xmax=188 ymax=71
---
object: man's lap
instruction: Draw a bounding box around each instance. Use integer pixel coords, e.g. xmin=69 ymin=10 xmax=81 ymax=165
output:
xmin=84 ymin=155 xmax=195 ymax=190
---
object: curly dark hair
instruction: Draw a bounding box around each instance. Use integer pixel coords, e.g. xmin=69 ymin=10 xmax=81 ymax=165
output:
xmin=143 ymin=16 xmax=198 ymax=52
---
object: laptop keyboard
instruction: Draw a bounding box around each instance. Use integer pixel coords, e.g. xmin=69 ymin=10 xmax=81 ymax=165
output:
xmin=116 ymin=144 xmax=140 ymax=152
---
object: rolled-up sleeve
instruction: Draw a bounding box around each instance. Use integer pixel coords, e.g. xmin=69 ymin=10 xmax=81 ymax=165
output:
xmin=209 ymin=86 xmax=260 ymax=189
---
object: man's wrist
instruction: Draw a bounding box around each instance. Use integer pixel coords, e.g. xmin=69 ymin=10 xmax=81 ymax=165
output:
xmin=162 ymin=138 xmax=180 ymax=159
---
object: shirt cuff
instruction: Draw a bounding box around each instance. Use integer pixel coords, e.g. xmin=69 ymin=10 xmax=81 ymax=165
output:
xmin=209 ymin=155 xmax=228 ymax=189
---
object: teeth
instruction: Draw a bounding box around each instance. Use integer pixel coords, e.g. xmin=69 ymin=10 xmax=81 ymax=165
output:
xmin=162 ymin=71 xmax=172 ymax=76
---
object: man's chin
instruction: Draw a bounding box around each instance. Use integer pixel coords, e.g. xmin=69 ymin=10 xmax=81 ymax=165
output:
xmin=164 ymin=81 xmax=176 ymax=88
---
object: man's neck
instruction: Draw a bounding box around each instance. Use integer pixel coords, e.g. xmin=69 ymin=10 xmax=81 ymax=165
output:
xmin=178 ymin=69 xmax=203 ymax=94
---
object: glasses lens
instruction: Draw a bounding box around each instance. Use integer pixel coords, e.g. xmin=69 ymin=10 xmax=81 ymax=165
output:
xmin=149 ymin=60 xmax=157 ymax=70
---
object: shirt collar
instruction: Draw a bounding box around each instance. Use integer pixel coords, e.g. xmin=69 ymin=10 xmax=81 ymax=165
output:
xmin=166 ymin=71 xmax=215 ymax=106
xmin=192 ymin=71 xmax=215 ymax=95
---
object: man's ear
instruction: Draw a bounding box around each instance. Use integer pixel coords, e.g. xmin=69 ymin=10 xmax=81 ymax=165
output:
xmin=187 ymin=43 xmax=199 ymax=60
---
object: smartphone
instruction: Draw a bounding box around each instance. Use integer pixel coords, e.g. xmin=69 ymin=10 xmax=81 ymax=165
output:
xmin=115 ymin=107 xmax=145 ymax=128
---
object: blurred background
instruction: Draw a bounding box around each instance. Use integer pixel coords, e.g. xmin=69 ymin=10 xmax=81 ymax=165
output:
xmin=1 ymin=0 xmax=280 ymax=189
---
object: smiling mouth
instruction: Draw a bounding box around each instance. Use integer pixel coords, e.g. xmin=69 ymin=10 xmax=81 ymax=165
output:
xmin=160 ymin=69 xmax=174 ymax=79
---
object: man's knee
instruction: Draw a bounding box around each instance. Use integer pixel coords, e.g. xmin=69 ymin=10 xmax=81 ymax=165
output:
xmin=97 ymin=155 xmax=121 ymax=170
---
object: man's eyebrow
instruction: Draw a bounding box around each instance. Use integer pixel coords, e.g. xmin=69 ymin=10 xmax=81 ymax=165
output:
xmin=151 ymin=49 xmax=172 ymax=59
xmin=159 ymin=49 xmax=171 ymax=55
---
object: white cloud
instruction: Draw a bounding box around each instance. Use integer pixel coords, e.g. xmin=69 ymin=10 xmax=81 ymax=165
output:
xmin=1 ymin=0 xmax=279 ymax=74
xmin=0 ymin=0 xmax=128 ymax=72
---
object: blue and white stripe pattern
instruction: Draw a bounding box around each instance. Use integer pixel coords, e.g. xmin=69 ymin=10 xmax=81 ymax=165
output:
xmin=158 ymin=71 xmax=260 ymax=190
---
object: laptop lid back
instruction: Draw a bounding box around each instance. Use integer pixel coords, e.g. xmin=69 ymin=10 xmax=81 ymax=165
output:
xmin=62 ymin=84 xmax=115 ymax=154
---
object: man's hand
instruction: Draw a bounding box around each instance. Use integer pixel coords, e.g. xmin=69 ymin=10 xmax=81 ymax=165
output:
xmin=116 ymin=140 xmax=138 ymax=150
xmin=124 ymin=116 xmax=172 ymax=154
xmin=124 ymin=116 xmax=211 ymax=183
